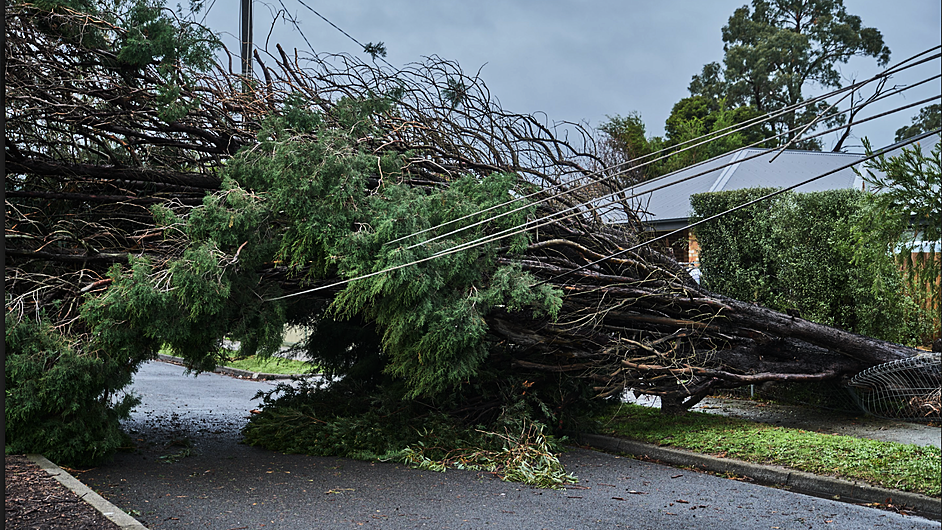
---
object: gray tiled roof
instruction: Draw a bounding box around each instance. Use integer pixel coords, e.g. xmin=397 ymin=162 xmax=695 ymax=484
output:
xmin=598 ymin=134 xmax=939 ymax=230
xmin=597 ymin=149 xmax=863 ymax=229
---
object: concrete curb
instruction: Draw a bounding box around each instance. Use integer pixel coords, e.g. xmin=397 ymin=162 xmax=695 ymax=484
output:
xmin=579 ymin=433 xmax=942 ymax=520
xmin=27 ymin=454 xmax=149 ymax=530
xmin=157 ymin=353 xmax=316 ymax=380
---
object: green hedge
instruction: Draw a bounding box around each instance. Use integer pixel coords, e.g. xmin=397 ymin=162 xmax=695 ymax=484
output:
xmin=691 ymin=188 xmax=929 ymax=345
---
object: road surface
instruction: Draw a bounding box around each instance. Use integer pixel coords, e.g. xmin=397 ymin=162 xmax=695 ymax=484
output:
xmin=78 ymin=361 xmax=937 ymax=529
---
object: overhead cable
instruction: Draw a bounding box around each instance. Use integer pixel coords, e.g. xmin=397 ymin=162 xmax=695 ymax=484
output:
xmin=293 ymin=0 xmax=397 ymax=70
xmin=428 ymin=90 xmax=941 ymax=258
xmin=387 ymin=47 xmax=941 ymax=249
xmin=262 ymin=122 xmax=941 ymax=303
xmin=538 ymin=127 xmax=942 ymax=287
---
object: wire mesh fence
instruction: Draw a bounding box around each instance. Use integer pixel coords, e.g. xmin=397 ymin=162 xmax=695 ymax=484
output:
xmin=848 ymin=353 xmax=941 ymax=422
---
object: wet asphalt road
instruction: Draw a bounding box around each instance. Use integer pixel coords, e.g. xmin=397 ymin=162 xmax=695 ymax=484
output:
xmin=78 ymin=361 xmax=938 ymax=529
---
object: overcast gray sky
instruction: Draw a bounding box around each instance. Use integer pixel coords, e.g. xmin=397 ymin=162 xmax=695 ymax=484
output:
xmin=202 ymin=1 xmax=941 ymax=151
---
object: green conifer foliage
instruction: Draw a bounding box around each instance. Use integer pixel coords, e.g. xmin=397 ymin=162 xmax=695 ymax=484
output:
xmin=4 ymin=0 xmax=223 ymax=466
xmin=90 ymin=95 xmax=562 ymax=402
xmin=4 ymin=313 xmax=140 ymax=465
xmin=71 ymin=94 xmax=578 ymax=482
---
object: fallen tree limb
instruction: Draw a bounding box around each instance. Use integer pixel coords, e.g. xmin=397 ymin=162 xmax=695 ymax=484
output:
xmin=4 ymin=3 xmax=922 ymax=419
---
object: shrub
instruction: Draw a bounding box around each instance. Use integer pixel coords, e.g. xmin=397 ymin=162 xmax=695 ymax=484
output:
xmin=4 ymin=313 xmax=140 ymax=466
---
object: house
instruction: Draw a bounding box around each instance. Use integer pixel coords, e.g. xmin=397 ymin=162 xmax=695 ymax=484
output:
xmin=597 ymin=135 xmax=939 ymax=268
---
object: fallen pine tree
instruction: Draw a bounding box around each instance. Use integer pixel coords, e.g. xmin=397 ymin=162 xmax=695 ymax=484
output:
xmin=3 ymin=2 xmax=923 ymax=466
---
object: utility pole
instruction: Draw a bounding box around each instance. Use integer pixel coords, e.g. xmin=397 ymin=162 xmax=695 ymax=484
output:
xmin=240 ymin=0 xmax=253 ymax=82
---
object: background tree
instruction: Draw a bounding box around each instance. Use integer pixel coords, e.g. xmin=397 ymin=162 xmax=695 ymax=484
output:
xmin=689 ymin=0 xmax=890 ymax=150
xmin=663 ymin=96 xmax=764 ymax=147
xmin=895 ymin=104 xmax=941 ymax=143
xmin=658 ymin=96 xmax=773 ymax=174
xmin=597 ymin=97 xmax=772 ymax=181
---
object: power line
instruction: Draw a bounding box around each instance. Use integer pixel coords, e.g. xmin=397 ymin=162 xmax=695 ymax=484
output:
xmin=418 ymin=69 xmax=941 ymax=257
xmin=262 ymin=111 xmax=941 ymax=303
xmin=538 ymin=127 xmax=942 ymax=287
xmin=199 ymin=0 xmax=218 ymax=25
xmin=386 ymin=47 xmax=941 ymax=250
xmin=276 ymin=0 xmax=317 ymax=56
xmin=433 ymin=92 xmax=940 ymax=260
xmin=293 ymin=0 xmax=396 ymax=70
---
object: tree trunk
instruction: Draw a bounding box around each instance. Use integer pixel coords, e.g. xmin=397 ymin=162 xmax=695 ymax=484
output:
xmin=482 ymin=226 xmax=918 ymax=412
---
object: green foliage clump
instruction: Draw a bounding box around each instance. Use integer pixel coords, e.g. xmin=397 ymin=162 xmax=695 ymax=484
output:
xmin=599 ymin=113 xmax=654 ymax=165
xmin=88 ymin=93 xmax=585 ymax=472
xmin=35 ymin=0 xmax=218 ymax=72
xmin=32 ymin=0 xmax=220 ymax=123
xmin=4 ymin=313 xmax=140 ymax=466
xmin=398 ymin=422 xmax=576 ymax=489
xmin=80 ymin=219 xmax=287 ymax=370
xmin=770 ymin=190 xmax=912 ymax=340
xmin=691 ymin=187 xmax=931 ymax=344
xmin=76 ymin=170 xmax=287 ymax=370
xmin=664 ymin=96 xmax=761 ymax=147
xmin=244 ymin=380 xmax=576 ymax=488
xmin=203 ymin=94 xmax=594 ymax=475
xmin=211 ymin=96 xmax=562 ymax=399
xmin=116 ymin=0 xmax=218 ymax=72
xmin=361 ymin=41 xmax=387 ymax=60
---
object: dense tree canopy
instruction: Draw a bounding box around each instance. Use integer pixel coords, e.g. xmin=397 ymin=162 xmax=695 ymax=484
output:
xmin=689 ymin=0 xmax=890 ymax=150
xmin=598 ymin=0 xmax=893 ymax=185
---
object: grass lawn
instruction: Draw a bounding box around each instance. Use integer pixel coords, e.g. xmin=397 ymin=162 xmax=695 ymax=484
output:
xmin=222 ymin=355 xmax=315 ymax=375
xmin=594 ymin=403 xmax=941 ymax=497
xmin=159 ymin=344 xmax=315 ymax=375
